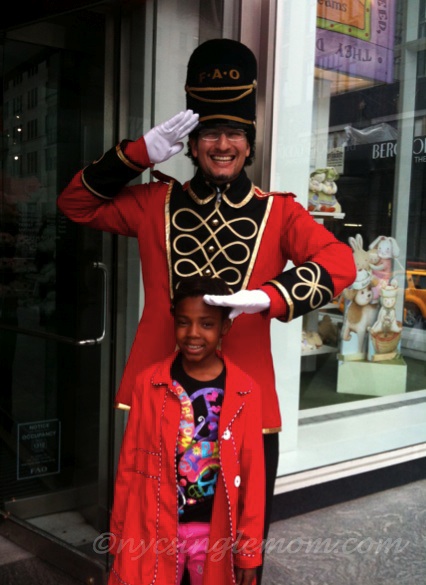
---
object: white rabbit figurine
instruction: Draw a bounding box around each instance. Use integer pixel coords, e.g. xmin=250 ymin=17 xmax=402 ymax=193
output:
xmin=368 ymin=236 xmax=400 ymax=284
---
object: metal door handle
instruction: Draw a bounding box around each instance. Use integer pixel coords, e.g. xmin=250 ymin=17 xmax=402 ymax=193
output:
xmin=0 ymin=262 xmax=108 ymax=346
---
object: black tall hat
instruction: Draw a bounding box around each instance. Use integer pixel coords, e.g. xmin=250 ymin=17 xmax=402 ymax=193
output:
xmin=185 ymin=38 xmax=257 ymax=127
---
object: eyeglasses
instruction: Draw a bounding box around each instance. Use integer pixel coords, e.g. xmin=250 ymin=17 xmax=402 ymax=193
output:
xmin=199 ymin=129 xmax=247 ymax=143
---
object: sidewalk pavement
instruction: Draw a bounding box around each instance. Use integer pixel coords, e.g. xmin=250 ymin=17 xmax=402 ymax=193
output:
xmin=1 ymin=478 xmax=425 ymax=585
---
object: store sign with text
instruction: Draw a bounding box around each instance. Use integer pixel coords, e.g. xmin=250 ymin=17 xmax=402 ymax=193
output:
xmin=316 ymin=0 xmax=396 ymax=83
xmin=341 ymin=136 xmax=426 ymax=176
xmin=370 ymin=137 xmax=426 ymax=163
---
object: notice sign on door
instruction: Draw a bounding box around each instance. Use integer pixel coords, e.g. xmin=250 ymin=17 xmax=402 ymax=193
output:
xmin=17 ymin=419 xmax=61 ymax=479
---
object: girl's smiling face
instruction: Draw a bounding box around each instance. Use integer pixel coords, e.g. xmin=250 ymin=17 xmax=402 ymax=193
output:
xmin=174 ymin=295 xmax=231 ymax=373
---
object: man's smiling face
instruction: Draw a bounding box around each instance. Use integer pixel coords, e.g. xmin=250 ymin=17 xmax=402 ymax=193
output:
xmin=189 ymin=125 xmax=250 ymax=185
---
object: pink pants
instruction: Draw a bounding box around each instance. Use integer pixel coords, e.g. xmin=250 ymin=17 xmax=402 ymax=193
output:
xmin=177 ymin=522 xmax=210 ymax=585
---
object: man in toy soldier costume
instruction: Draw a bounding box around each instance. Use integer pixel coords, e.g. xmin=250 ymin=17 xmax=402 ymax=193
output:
xmin=58 ymin=38 xmax=356 ymax=582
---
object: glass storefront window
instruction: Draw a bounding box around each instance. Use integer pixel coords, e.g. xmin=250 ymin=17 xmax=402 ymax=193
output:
xmin=294 ymin=0 xmax=426 ymax=409
xmin=272 ymin=0 xmax=426 ymax=475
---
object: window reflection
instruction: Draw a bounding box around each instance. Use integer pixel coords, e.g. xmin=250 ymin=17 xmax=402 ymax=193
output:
xmin=300 ymin=0 xmax=426 ymax=409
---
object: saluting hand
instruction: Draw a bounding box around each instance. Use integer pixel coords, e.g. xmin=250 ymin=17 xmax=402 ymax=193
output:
xmin=144 ymin=110 xmax=199 ymax=164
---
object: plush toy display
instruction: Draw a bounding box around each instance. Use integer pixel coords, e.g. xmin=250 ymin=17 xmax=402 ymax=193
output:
xmin=348 ymin=233 xmax=383 ymax=301
xmin=368 ymin=235 xmax=400 ymax=284
xmin=370 ymin=280 xmax=402 ymax=335
xmin=348 ymin=234 xmax=379 ymax=273
xmin=301 ymin=330 xmax=323 ymax=352
xmin=308 ymin=167 xmax=342 ymax=213
xmin=341 ymin=269 xmax=379 ymax=356
xmin=337 ymin=235 xmax=406 ymax=392
xmin=368 ymin=280 xmax=403 ymax=359
xmin=318 ymin=314 xmax=339 ymax=346
xmin=307 ymin=330 xmax=323 ymax=348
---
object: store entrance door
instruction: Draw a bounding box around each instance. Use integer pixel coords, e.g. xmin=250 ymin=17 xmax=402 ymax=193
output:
xmin=0 ymin=7 xmax=117 ymax=584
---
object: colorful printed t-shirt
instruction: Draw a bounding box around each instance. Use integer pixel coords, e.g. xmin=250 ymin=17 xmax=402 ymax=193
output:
xmin=171 ymin=354 xmax=225 ymax=523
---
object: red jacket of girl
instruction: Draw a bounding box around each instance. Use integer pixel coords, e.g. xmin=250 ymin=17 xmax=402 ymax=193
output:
xmin=108 ymin=351 xmax=265 ymax=585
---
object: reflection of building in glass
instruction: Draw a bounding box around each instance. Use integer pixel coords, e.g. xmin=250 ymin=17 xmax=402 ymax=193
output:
xmin=2 ymin=53 xmax=58 ymax=317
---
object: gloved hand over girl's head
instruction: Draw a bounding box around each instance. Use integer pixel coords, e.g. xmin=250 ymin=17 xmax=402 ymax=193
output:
xmin=204 ymin=289 xmax=271 ymax=320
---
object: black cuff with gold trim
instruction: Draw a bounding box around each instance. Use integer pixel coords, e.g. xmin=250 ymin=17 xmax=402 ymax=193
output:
xmin=82 ymin=140 xmax=143 ymax=200
xmin=266 ymin=261 xmax=334 ymax=322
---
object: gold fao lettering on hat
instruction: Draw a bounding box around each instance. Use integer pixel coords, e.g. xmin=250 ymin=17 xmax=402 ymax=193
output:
xmin=198 ymin=68 xmax=241 ymax=83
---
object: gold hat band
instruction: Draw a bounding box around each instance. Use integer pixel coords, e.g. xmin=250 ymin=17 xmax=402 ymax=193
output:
xmin=198 ymin=114 xmax=255 ymax=125
xmin=185 ymin=83 xmax=255 ymax=104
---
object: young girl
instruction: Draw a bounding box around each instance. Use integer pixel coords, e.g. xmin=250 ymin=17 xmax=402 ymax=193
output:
xmin=108 ymin=276 xmax=265 ymax=585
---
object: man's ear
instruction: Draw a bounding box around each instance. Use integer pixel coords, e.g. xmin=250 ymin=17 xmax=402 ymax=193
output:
xmin=189 ymin=136 xmax=198 ymax=159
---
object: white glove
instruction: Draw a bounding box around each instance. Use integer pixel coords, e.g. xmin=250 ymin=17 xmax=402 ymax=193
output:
xmin=144 ymin=110 xmax=199 ymax=164
xmin=203 ymin=289 xmax=271 ymax=320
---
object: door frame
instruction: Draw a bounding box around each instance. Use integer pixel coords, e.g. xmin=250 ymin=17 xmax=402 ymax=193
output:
xmin=0 ymin=5 xmax=119 ymax=584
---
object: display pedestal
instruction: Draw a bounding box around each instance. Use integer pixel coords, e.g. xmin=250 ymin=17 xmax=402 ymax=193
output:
xmin=336 ymin=355 xmax=407 ymax=396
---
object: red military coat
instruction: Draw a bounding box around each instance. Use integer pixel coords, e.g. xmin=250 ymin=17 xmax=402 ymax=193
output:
xmin=58 ymin=138 xmax=356 ymax=432
xmin=108 ymin=352 xmax=265 ymax=585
